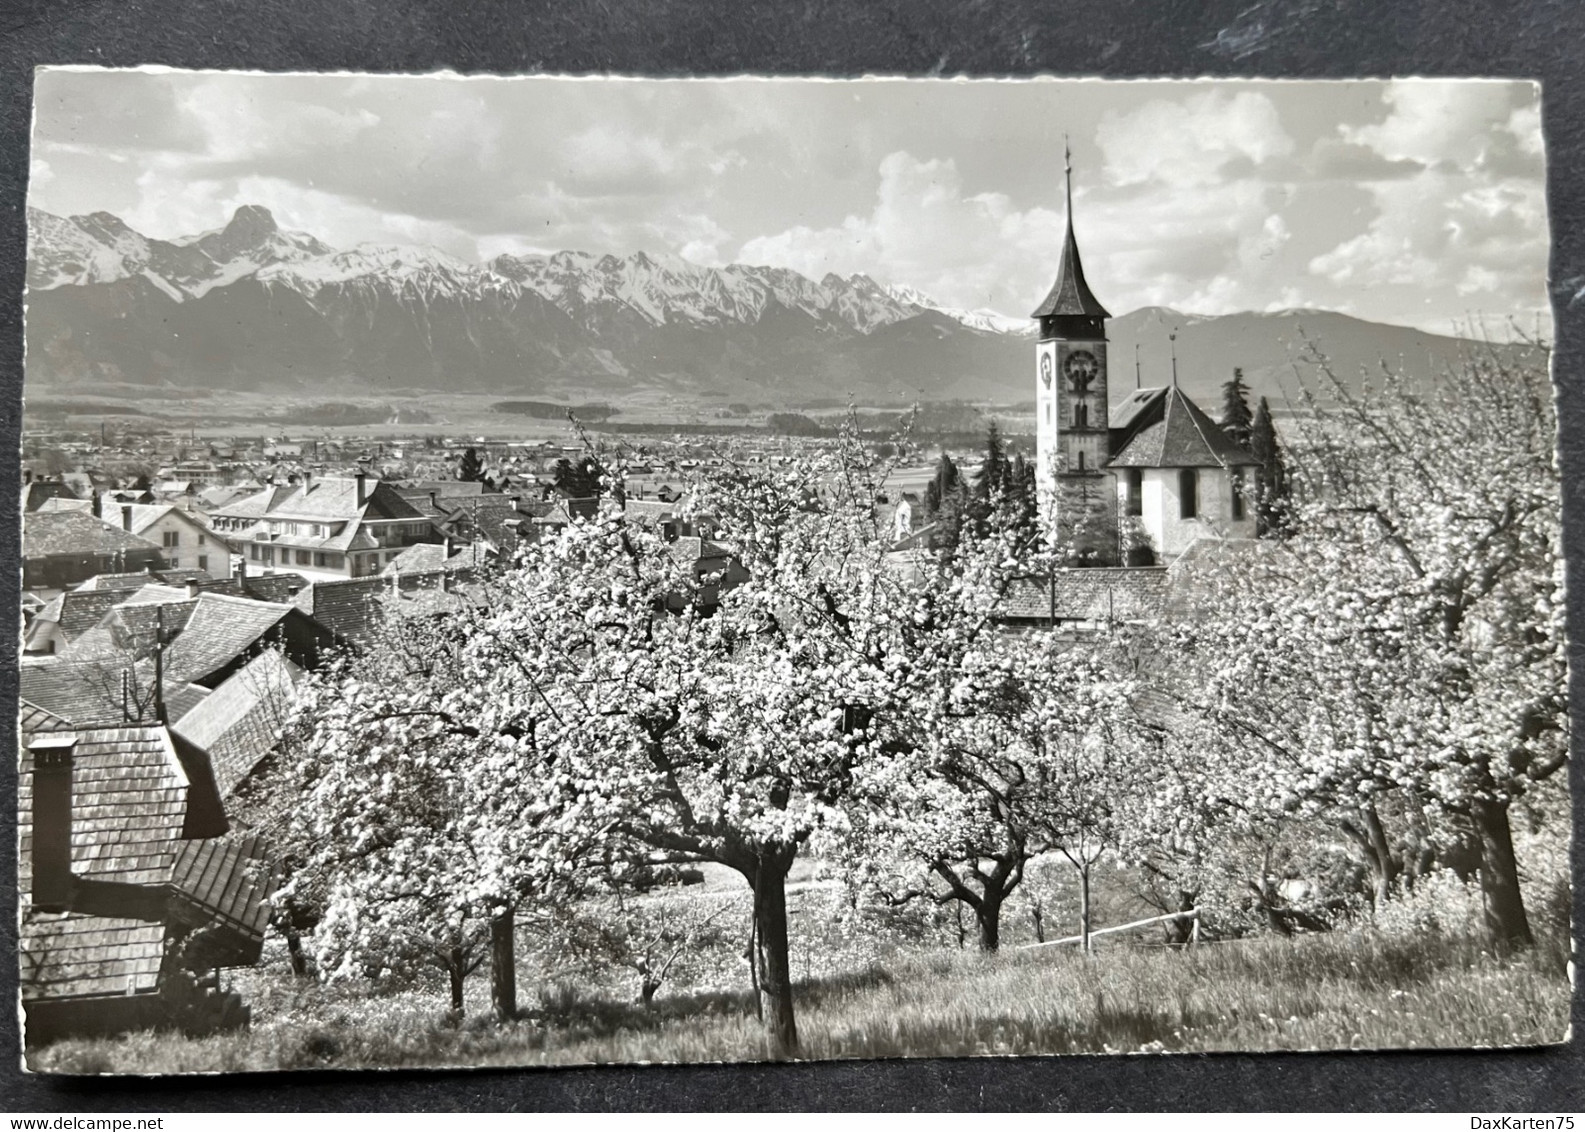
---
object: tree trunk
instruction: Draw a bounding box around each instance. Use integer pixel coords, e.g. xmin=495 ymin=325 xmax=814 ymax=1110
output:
xmin=749 ymin=853 xmax=799 ymax=1059
xmin=639 ymin=976 xmax=660 ymax=1008
xmin=285 ymin=929 xmax=309 ymax=978
xmin=1471 ymin=796 xmax=1533 ymax=947
xmin=490 ymin=908 xmax=518 ymax=1021
xmin=447 ymin=948 xmax=466 ymax=1014
xmin=975 ymin=891 xmax=1003 ymax=952
xmin=1079 ymin=865 xmax=1092 ymax=953
xmin=1360 ymin=804 xmax=1401 ymax=909
xmin=1031 ymin=902 xmax=1045 ymax=944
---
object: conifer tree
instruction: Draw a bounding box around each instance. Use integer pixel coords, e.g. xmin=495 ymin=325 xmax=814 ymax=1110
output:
xmin=973 ymin=421 xmax=1007 ymax=499
xmin=1220 ymin=368 xmax=1254 ymax=450
xmin=458 ymin=446 xmax=486 ymax=484
xmin=1249 ymin=396 xmax=1291 ymax=537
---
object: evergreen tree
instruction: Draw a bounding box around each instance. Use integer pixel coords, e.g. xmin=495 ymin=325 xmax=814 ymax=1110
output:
xmin=458 ymin=446 xmax=485 ymax=484
xmin=553 ymin=457 xmax=602 ymax=499
xmin=1249 ymin=396 xmax=1291 ymax=537
xmin=973 ymin=421 xmax=1008 ymax=499
xmin=926 ymin=451 xmax=967 ymax=549
xmin=1220 ymin=368 xmax=1254 ymax=450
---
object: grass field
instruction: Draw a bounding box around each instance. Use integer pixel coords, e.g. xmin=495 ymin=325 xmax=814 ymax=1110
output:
xmin=29 ymin=925 xmax=1572 ymax=1075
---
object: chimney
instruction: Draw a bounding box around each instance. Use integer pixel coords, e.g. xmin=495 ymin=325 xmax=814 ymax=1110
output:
xmin=510 ymin=497 xmax=520 ymax=513
xmin=23 ymin=468 xmax=32 ymax=484
xmin=429 ymin=491 xmax=438 ymax=512
xmin=302 ymin=471 xmax=312 ymax=493
xmin=355 ymin=471 xmax=368 ymax=508
xmin=235 ymin=558 xmax=248 ymax=585
xmin=186 ymin=579 xmax=202 ymax=599
xmin=92 ymin=492 xmax=102 ymax=519
xmin=121 ymin=504 xmax=133 ymax=532
xmin=29 ymin=735 xmax=78 ymax=912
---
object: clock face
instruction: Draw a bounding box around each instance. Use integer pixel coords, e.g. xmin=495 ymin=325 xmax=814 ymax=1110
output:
xmin=1064 ymin=349 xmax=1099 ymax=391
xmin=1039 ymin=352 xmax=1054 ymax=388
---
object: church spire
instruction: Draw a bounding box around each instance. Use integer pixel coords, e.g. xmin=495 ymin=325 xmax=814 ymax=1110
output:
xmin=1030 ymin=138 xmax=1111 ymax=321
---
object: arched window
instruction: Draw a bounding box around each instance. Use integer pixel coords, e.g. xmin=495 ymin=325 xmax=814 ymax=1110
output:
xmin=1076 ymin=448 xmax=1086 ymax=471
xmin=1179 ymin=468 xmax=1199 ymax=519
xmin=1073 ymin=402 xmax=1089 ymax=428
xmin=1230 ymin=467 xmax=1247 ymax=521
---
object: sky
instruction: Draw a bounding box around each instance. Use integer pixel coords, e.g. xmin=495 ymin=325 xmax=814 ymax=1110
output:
xmin=28 ymin=70 xmax=1549 ymax=336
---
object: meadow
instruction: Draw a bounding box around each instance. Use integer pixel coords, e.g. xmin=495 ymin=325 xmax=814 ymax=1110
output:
xmin=29 ymin=907 xmax=1572 ymax=1075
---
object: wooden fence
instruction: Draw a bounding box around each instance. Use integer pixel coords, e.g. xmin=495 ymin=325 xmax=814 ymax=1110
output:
xmin=1015 ymin=907 xmax=1200 ymax=951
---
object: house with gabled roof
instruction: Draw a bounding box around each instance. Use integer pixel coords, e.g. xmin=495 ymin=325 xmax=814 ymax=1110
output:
xmin=22 ymin=510 xmax=166 ymax=591
xmin=171 ymin=649 xmax=301 ymax=801
xmin=19 ymin=725 xmax=275 ymax=1044
xmin=208 ymin=472 xmax=441 ymax=582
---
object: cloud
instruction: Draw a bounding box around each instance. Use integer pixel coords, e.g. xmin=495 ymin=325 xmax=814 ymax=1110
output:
xmin=1341 ymin=80 xmax=1515 ymax=166
xmin=29 ymin=158 xmax=53 ymax=188
xmin=1096 ymin=90 xmax=1294 ymax=187
xmin=739 ymin=151 xmax=1062 ymax=311
xmin=1308 ymin=171 xmax=1548 ymax=303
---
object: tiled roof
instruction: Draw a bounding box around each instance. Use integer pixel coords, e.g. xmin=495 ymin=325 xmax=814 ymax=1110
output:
xmin=63 ymin=598 xmax=199 ymax=662
xmin=161 ymin=594 xmax=299 ymax=687
xmin=165 ymin=682 xmax=213 ymax=724
xmin=195 ymin=572 xmax=312 ymax=604
xmin=1108 ymin=386 xmax=1260 ymax=470
xmin=999 ymin=568 xmax=1171 ymax=624
xmin=20 ymin=699 xmax=74 ymax=734
xmin=18 ymin=727 xmax=190 ymax=894
xmin=20 ymin=912 xmax=168 ymax=1001
xmin=213 ymin=477 xmax=424 ymax=523
xmin=302 ymin=569 xmax=477 ymax=643
xmin=53 ymin=589 xmax=139 ymax=640
xmin=72 ymin=571 xmax=168 ymax=593
xmin=20 ymin=660 xmax=142 ymax=728
xmin=170 ymin=834 xmax=276 ymax=950
xmin=23 ymin=510 xmax=164 ymax=560
xmin=172 ymin=650 xmax=299 ymax=798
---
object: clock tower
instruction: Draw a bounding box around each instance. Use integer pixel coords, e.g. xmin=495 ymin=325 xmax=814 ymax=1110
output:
xmin=1031 ymin=143 xmax=1112 ymax=546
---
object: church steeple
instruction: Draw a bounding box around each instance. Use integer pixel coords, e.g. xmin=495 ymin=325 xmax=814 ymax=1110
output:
xmin=1030 ymin=140 xmax=1111 ymax=327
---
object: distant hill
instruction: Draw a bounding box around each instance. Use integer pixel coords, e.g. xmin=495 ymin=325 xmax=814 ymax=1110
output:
xmin=25 ymin=204 xmax=1535 ymax=411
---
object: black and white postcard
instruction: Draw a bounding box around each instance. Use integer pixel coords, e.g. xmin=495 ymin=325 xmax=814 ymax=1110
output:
xmin=16 ymin=71 xmax=1569 ymax=1073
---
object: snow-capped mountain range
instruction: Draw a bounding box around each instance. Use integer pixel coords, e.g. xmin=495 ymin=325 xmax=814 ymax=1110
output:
xmin=26 ymin=204 xmax=1509 ymax=406
xmin=28 ymin=204 xmax=1025 ymax=339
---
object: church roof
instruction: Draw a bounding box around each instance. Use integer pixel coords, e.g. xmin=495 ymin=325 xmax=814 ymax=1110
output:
xmin=1107 ymin=386 xmax=1260 ymax=469
xmin=1030 ymin=171 xmax=1111 ymax=320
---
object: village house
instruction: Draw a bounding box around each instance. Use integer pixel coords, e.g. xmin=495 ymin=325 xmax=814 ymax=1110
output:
xmin=207 ymin=472 xmax=441 ymax=582
xmin=19 ymin=723 xmax=275 ymax=1043
xmin=23 ymin=510 xmax=166 ymax=591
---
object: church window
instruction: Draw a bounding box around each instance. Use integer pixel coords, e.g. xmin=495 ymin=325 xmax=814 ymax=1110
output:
xmin=1126 ymin=468 xmax=1143 ymax=516
xmin=1231 ymin=467 xmax=1247 ymax=521
xmin=1073 ymin=402 xmax=1088 ymax=428
xmin=1179 ymin=468 xmax=1199 ymax=519
xmin=1076 ymin=448 xmax=1086 ymax=471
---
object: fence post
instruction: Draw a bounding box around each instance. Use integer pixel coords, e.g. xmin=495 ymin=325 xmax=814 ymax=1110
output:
xmin=1190 ymin=910 xmax=1200 ymax=949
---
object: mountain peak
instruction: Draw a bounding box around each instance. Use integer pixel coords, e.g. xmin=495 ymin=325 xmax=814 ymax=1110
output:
xmin=224 ymin=204 xmax=278 ymax=239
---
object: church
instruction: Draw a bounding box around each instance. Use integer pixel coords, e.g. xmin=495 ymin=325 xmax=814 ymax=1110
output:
xmin=1031 ymin=153 xmax=1260 ymax=565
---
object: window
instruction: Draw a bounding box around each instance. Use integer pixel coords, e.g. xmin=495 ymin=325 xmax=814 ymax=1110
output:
xmin=197 ymin=555 xmax=208 ymax=571
xmin=1230 ymin=467 xmax=1247 ymax=521
xmin=1073 ymin=402 xmax=1088 ymax=428
xmin=162 ymin=531 xmax=179 ymax=547
xmin=315 ymin=552 xmax=327 ymax=567
xmin=1179 ymin=468 xmax=1199 ymax=519
xmin=249 ymin=544 xmax=261 ymax=561
xmin=198 ymin=534 xmax=205 ymax=546
xmin=1046 ymin=401 xmax=1054 ymax=426
xmin=1075 ymin=448 xmax=1086 ymax=471
xmin=297 ymin=550 xmax=311 ymax=566
xmin=1126 ymin=468 xmax=1144 ymax=517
